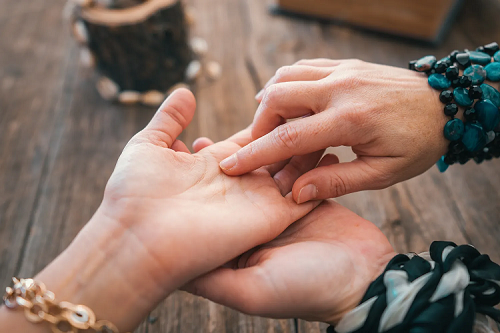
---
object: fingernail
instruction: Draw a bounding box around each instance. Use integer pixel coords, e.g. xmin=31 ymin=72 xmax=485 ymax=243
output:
xmin=192 ymin=137 xmax=202 ymax=147
xmin=297 ymin=184 xmax=317 ymax=204
xmin=255 ymin=89 xmax=264 ymax=100
xmin=220 ymin=154 xmax=237 ymax=171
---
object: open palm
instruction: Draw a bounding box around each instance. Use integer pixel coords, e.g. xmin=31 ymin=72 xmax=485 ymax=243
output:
xmin=96 ymin=88 xmax=318 ymax=296
xmin=184 ymin=200 xmax=396 ymax=325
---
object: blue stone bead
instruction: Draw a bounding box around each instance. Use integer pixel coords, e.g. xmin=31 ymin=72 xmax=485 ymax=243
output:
xmin=436 ymin=156 xmax=449 ymax=173
xmin=415 ymin=55 xmax=437 ymax=72
xmin=494 ymin=50 xmax=500 ymax=62
xmin=453 ymin=87 xmax=473 ymax=106
xmin=464 ymin=65 xmax=487 ymax=85
xmin=444 ymin=118 xmax=464 ymax=141
xmin=461 ymin=123 xmax=487 ymax=152
xmin=468 ymin=51 xmax=492 ymax=65
xmin=475 ymin=99 xmax=500 ymax=131
xmin=480 ymin=83 xmax=500 ymax=107
xmin=485 ymin=62 xmax=500 ymax=81
xmin=428 ymin=74 xmax=451 ymax=90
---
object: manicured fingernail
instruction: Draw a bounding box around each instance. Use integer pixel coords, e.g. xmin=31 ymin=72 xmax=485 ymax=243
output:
xmin=297 ymin=184 xmax=317 ymax=204
xmin=255 ymin=89 xmax=264 ymax=100
xmin=220 ymin=154 xmax=237 ymax=171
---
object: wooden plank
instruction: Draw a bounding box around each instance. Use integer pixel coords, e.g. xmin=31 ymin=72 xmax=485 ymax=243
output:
xmin=1 ymin=1 xmax=499 ymax=333
xmin=0 ymin=0 xmax=78 ymax=290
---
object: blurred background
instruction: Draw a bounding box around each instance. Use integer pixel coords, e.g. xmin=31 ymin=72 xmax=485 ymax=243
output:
xmin=1 ymin=0 xmax=499 ymax=332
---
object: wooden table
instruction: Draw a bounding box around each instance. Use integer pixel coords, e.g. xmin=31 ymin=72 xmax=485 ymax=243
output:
xmin=1 ymin=0 xmax=499 ymax=332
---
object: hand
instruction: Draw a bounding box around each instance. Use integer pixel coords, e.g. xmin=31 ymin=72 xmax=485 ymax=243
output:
xmin=184 ymin=199 xmax=396 ymax=325
xmin=2 ymin=89 xmax=319 ymax=333
xmin=218 ymin=59 xmax=448 ymax=202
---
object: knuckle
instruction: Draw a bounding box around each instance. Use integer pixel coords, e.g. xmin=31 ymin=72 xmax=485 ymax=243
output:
xmin=328 ymin=173 xmax=349 ymax=197
xmin=338 ymin=74 xmax=363 ymax=89
xmin=161 ymin=103 xmax=187 ymax=127
xmin=372 ymin=167 xmax=394 ymax=190
xmin=145 ymin=129 xmax=174 ymax=147
xmin=375 ymin=174 xmax=393 ymax=190
xmin=344 ymin=58 xmax=364 ymax=67
xmin=262 ymin=84 xmax=281 ymax=105
xmin=274 ymin=66 xmax=292 ymax=82
xmin=343 ymin=109 xmax=366 ymax=128
xmin=240 ymin=141 xmax=255 ymax=159
xmin=273 ymin=125 xmax=300 ymax=150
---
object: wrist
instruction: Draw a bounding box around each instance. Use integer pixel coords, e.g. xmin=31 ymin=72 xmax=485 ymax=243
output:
xmin=324 ymin=250 xmax=397 ymax=326
xmin=1 ymin=207 xmax=177 ymax=333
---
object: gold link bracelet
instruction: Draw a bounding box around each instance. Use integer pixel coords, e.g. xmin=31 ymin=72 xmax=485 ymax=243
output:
xmin=3 ymin=278 xmax=130 ymax=333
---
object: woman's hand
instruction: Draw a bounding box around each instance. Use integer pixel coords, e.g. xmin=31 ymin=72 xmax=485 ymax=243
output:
xmin=183 ymin=199 xmax=396 ymax=325
xmin=218 ymin=59 xmax=448 ymax=203
xmin=0 ymin=88 xmax=319 ymax=333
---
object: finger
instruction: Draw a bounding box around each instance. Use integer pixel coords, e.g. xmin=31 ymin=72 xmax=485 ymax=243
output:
xmin=273 ymin=150 xmax=325 ymax=195
xmin=225 ymin=126 xmax=253 ymax=147
xmin=193 ymin=126 xmax=253 ymax=154
xmin=192 ymin=137 xmax=214 ymax=152
xmin=182 ymin=267 xmax=273 ymax=316
xmin=265 ymin=159 xmax=291 ymax=177
xmin=143 ymin=88 xmax=196 ymax=148
xmin=253 ymin=81 xmax=329 ymax=139
xmin=220 ymin=112 xmax=351 ymax=176
xmin=292 ymin=157 xmax=393 ymax=202
xmin=171 ymin=140 xmax=191 ymax=153
xmin=256 ymin=65 xmax=333 ymax=101
xmin=317 ymin=153 xmax=340 ymax=168
xmin=293 ymin=58 xmax=343 ymax=67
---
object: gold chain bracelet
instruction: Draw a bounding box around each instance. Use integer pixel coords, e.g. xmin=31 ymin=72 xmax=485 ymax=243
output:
xmin=3 ymin=277 xmax=130 ymax=333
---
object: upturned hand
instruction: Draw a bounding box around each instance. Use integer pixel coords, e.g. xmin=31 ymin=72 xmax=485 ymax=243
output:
xmin=184 ymin=199 xmax=396 ymax=325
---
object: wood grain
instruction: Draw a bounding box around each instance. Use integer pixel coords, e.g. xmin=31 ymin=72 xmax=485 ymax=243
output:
xmin=0 ymin=0 xmax=499 ymax=333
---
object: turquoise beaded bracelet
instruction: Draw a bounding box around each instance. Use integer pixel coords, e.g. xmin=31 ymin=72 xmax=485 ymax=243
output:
xmin=409 ymin=42 xmax=500 ymax=171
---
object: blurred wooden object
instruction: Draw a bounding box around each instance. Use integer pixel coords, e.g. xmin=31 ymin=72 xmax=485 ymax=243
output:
xmin=71 ymin=0 xmax=192 ymax=104
xmin=272 ymin=0 xmax=464 ymax=43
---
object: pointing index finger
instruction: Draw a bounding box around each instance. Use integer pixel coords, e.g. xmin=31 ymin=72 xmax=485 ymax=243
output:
xmin=219 ymin=112 xmax=350 ymax=175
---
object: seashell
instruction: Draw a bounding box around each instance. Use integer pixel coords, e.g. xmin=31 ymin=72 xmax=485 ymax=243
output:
xmin=190 ymin=37 xmax=208 ymax=57
xmin=185 ymin=60 xmax=202 ymax=81
xmin=185 ymin=6 xmax=196 ymax=26
xmin=71 ymin=0 xmax=94 ymax=7
xmin=141 ymin=90 xmax=165 ymax=107
xmin=206 ymin=61 xmax=222 ymax=80
xmin=118 ymin=91 xmax=141 ymax=104
xmin=80 ymin=48 xmax=95 ymax=68
xmin=96 ymin=77 xmax=119 ymax=101
xmin=72 ymin=20 xmax=89 ymax=44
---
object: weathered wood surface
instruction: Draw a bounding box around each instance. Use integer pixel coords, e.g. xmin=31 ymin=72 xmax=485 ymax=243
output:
xmin=0 ymin=0 xmax=499 ymax=332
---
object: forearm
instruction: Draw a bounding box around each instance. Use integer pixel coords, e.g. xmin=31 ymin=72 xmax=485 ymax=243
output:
xmin=0 ymin=210 xmax=173 ymax=333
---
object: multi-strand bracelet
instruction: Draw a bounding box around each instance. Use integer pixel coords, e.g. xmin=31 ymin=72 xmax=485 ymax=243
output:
xmin=409 ymin=43 xmax=500 ymax=172
xmin=3 ymin=278 xmax=128 ymax=333
xmin=328 ymin=241 xmax=500 ymax=333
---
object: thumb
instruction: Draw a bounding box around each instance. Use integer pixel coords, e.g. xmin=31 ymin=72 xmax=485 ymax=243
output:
xmin=292 ymin=158 xmax=392 ymax=202
xmin=142 ymin=88 xmax=196 ymax=148
xmin=182 ymin=267 xmax=273 ymax=316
